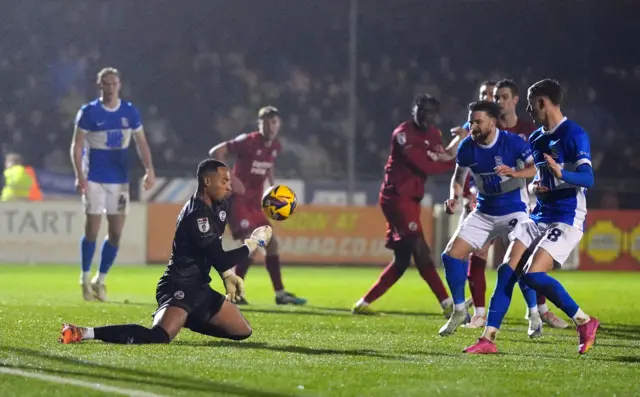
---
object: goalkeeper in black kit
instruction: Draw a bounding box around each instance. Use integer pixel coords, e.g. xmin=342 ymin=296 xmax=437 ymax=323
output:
xmin=59 ymin=159 xmax=272 ymax=344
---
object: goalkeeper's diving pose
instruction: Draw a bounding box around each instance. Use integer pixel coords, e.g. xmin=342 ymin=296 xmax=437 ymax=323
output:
xmin=59 ymin=159 xmax=272 ymax=344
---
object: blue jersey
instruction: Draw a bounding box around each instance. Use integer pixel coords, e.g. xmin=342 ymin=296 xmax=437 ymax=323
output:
xmin=76 ymin=99 xmax=142 ymax=183
xmin=529 ymin=118 xmax=591 ymax=229
xmin=457 ymin=130 xmax=533 ymax=216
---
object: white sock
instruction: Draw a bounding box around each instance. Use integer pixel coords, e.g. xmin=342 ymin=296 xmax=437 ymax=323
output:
xmin=572 ymin=308 xmax=590 ymax=325
xmin=538 ymin=303 xmax=549 ymax=314
xmin=275 ymin=289 xmax=286 ymax=298
xmin=440 ymin=297 xmax=453 ymax=308
xmin=356 ymin=298 xmax=369 ymax=307
xmin=92 ymin=273 xmax=107 ymax=284
xmin=474 ymin=307 xmax=486 ymax=317
xmin=83 ymin=327 xmax=95 ymax=340
xmin=81 ymin=272 xmax=91 ymax=285
xmin=483 ymin=326 xmax=499 ymax=342
xmin=529 ymin=306 xmax=539 ymax=316
xmin=454 ymin=303 xmax=466 ymax=311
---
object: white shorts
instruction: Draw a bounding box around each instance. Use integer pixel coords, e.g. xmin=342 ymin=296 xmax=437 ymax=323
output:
xmin=456 ymin=210 xmax=530 ymax=251
xmin=83 ymin=181 xmax=130 ymax=215
xmin=509 ymin=220 xmax=583 ymax=268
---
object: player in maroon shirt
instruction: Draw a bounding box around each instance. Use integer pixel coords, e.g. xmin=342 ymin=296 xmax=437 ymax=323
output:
xmin=209 ymin=106 xmax=307 ymax=306
xmin=352 ymin=94 xmax=455 ymax=316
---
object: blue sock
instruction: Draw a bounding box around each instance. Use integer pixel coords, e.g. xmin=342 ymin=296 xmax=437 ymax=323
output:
xmin=487 ymin=265 xmax=518 ymax=329
xmin=99 ymin=240 xmax=119 ymax=275
xmin=441 ymin=253 xmax=468 ymax=305
xmin=522 ymin=272 xmax=579 ymax=318
xmin=518 ymin=278 xmax=538 ymax=310
xmin=81 ymin=237 xmax=97 ymax=272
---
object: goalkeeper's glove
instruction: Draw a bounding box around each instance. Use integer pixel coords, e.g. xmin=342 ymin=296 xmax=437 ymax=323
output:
xmin=244 ymin=225 xmax=272 ymax=253
xmin=220 ymin=269 xmax=245 ymax=303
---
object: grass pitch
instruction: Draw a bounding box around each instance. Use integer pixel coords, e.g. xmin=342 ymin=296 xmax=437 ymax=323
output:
xmin=0 ymin=265 xmax=639 ymax=397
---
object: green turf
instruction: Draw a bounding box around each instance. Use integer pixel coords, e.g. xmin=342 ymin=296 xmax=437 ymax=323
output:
xmin=0 ymin=265 xmax=638 ymax=397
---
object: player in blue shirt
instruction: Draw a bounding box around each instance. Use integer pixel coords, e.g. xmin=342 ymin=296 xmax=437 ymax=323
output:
xmin=464 ymin=79 xmax=599 ymax=355
xmin=438 ymin=100 xmax=538 ymax=337
xmin=70 ymin=67 xmax=156 ymax=302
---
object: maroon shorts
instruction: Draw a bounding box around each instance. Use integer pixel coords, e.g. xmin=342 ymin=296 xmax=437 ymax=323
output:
xmin=228 ymin=197 xmax=271 ymax=240
xmin=380 ymin=197 xmax=423 ymax=249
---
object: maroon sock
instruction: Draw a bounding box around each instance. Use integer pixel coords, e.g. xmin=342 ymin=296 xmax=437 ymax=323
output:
xmin=265 ymin=255 xmax=284 ymax=291
xmin=467 ymin=254 xmax=487 ymax=308
xmin=536 ymin=293 xmax=547 ymax=305
xmin=235 ymin=256 xmax=252 ymax=280
xmin=416 ymin=260 xmax=449 ymax=303
xmin=363 ymin=261 xmax=404 ymax=304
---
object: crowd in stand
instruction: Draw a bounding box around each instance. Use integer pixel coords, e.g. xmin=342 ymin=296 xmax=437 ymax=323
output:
xmin=0 ymin=2 xmax=637 ymax=207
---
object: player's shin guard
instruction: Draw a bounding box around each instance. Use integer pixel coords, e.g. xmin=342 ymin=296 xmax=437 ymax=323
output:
xmin=442 ymin=253 xmax=468 ymax=308
xmin=518 ymin=278 xmax=538 ymax=311
xmin=93 ymin=324 xmax=170 ymax=344
xmin=265 ymin=255 xmax=284 ymax=291
xmin=486 ymin=265 xmax=518 ymax=329
xmin=362 ymin=243 xmax=411 ymax=304
xmin=81 ymin=237 xmax=97 ymax=273
xmin=521 ymin=273 xmax=579 ymax=318
xmin=98 ymin=240 xmax=118 ymax=275
xmin=468 ymin=255 xmax=487 ymax=308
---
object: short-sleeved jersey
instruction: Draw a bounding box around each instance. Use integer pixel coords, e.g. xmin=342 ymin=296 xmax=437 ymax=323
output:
xmin=158 ymin=195 xmax=249 ymax=286
xmin=76 ymin=99 xmax=142 ymax=183
xmin=226 ymin=132 xmax=281 ymax=203
xmin=381 ymin=120 xmax=453 ymax=201
xmin=529 ymin=118 xmax=592 ymax=229
xmin=459 ymin=117 xmax=536 ymax=196
xmin=457 ymin=130 xmax=533 ymax=216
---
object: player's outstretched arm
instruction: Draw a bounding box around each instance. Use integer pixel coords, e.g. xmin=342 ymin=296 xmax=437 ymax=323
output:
xmin=132 ymin=130 xmax=156 ymax=189
xmin=209 ymin=142 xmax=228 ymax=161
xmin=495 ymin=163 xmax=536 ymax=179
xmin=209 ymin=141 xmax=246 ymax=194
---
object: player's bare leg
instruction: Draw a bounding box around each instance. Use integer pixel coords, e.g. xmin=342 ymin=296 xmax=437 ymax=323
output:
xmin=521 ymin=249 xmax=599 ymax=354
xmin=439 ymin=236 xmax=474 ymax=336
xmin=60 ymin=306 xmax=185 ymax=344
xmin=188 ymin=300 xmax=252 ymax=340
xmin=267 ymin=236 xmax=307 ymax=305
xmin=352 ymin=240 xmax=413 ymax=315
xmin=90 ymin=214 xmax=124 ymax=302
xmin=80 ymin=214 xmax=102 ymax=301
xmin=411 ymin=236 xmax=453 ymax=318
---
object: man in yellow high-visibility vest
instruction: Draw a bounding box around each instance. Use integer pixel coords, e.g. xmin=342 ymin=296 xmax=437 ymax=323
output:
xmin=1 ymin=153 xmax=33 ymax=201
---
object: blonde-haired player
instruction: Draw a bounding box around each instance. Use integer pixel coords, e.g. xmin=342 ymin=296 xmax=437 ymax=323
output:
xmin=70 ymin=67 xmax=155 ymax=301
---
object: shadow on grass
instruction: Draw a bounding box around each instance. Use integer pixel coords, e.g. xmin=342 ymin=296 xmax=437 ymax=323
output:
xmin=501 ymin=349 xmax=640 ymax=364
xmin=173 ymin=340 xmax=408 ymax=360
xmin=0 ymin=346 xmax=293 ymax=397
xmin=114 ymin=301 xmax=446 ymax=320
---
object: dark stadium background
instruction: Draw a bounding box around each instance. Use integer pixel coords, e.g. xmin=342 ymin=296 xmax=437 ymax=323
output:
xmin=0 ymin=0 xmax=637 ymax=207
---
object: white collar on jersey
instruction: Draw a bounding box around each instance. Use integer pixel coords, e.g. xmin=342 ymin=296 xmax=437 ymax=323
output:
xmin=542 ymin=116 xmax=568 ymax=135
xmin=100 ymin=98 xmax=122 ymax=113
xmin=477 ymin=128 xmax=500 ymax=149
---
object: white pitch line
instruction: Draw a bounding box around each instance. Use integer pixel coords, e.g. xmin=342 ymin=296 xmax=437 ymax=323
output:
xmin=0 ymin=367 xmax=171 ymax=397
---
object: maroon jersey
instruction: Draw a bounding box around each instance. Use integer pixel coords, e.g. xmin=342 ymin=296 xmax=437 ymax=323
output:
xmin=499 ymin=117 xmax=536 ymax=140
xmin=380 ymin=121 xmax=454 ymax=201
xmin=226 ymin=131 xmax=281 ymax=203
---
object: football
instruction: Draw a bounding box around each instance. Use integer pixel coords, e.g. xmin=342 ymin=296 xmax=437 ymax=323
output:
xmin=261 ymin=185 xmax=298 ymax=221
